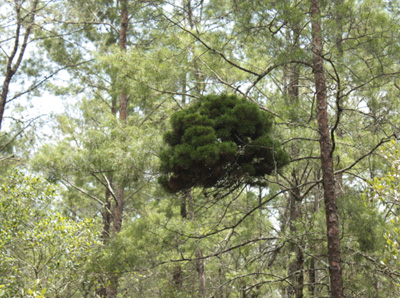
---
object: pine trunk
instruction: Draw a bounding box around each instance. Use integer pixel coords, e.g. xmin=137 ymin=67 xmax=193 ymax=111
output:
xmin=285 ymin=24 xmax=303 ymax=297
xmin=107 ymin=1 xmax=129 ymax=297
xmin=310 ymin=0 xmax=344 ymax=297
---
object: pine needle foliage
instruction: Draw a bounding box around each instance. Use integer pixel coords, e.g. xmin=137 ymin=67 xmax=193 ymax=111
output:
xmin=159 ymin=94 xmax=289 ymax=193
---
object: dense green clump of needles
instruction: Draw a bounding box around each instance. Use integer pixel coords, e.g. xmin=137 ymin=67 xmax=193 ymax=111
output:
xmin=159 ymin=94 xmax=289 ymax=193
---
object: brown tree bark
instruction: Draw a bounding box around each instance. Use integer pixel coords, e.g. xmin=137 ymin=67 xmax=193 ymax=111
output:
xmin=118 ymin=0 xmax=129 ymax=123
xmin=113 ymin=186 xmax=125 ymax=234
xmin=308 ymin=169 xmax=322 ymax=297
xmin=285 ymin=24 xmax=304 ymax=298
xmin=196 ymin=249 xmax=206 ymax=298
xmin=184 ymin=0 xmax=205 ymax=95
xmin=310 ymin=0 xmax=344 ymax=297
xmin=96 ymin=177 xmax=113 ymax=297
xmin=0 ymin=0 xmax=39 ymax=131
xmin=288 ymin=187 xmax=304 ymax=298
xmin=172 ymin=190 xmax=190 ymax=293
xmin=172 ymin=265 xmax=183 ymax=290
xmin=102 ymin=175 xmax=113 ymax=242
xmin=97 ymin=94 xmax=117 ymax=297
xmin=286 ymin=178 xmax=304 ymax=298
xmin=112 ymin=0 xmax=128 ymax=235
xmin=334 ymin=0 xmax=344 ymax=198
xmin=106 ymin=1 xmax=129 ymax=297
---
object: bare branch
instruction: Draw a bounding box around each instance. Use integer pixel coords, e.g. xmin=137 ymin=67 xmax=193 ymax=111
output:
xmin=336 ymin=136 xmax=394 ymax=175
xmin=0 ymin=115 xmax=43 ymax=152
xmin=60 ymin=178 xmax=104 ymax=206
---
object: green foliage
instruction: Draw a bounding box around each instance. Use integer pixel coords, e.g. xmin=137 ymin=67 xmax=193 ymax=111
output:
xmin=366 ymin=141 xmax=400 ymax=268
xmin=159 ymin=94 xmax=289 ymax=193
xmin=339 ymin=193 xmax=385 ymax=253
xmin=2 ymin=0 xmax=400 ymax=295
xmin=0 ymin=169 xmax=101 ymax=297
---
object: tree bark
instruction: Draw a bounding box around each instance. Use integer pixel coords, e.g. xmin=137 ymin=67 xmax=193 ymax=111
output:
xmin=172 ymin=265 xmax=183 ymax=290
xmin=184 ymin=0 xmax=205 ymax=95
xmin=113 ymin=0 xmax=128 ymax=235
xmin=182 ymin=189 xmax=205 ymax=297
xmin=289 ymin=190 xmax=304 ymax=298
xmin=96 ymin=176 xmax=113 ymax=297
xmin=102 ymin=175 xmax=113 ymax=242
xmin=285 ymin=24 xmax=304 ymax=297
xmin=118 ymin=0 xmax=129 ymax=123
xmin=334 ymin=0 xmax=344 ymax=198
xmin=310 ymin=0 xmax=344 ymax=297
xmin=196 ymin=249 xmax=206 ymax=298
xmin=113 ymin=185 xmax=125 ymax=234
xmin=107 ymin=1 xmax=129 ymax=297
xmin=308 ymin=170 xmax=322 ymax=297
xmin=287 ymin=182 xmax=304 ymax=298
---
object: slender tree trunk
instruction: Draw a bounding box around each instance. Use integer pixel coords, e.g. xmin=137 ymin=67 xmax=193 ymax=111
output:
xmin=184 ymin=0 xmax=205 ymax=95
xmin=181 ymin=2 xmax=207 ymax=296
xmin=308 ymin=170 xmax=321 ymax=297
xmin=334 ymin=0 xmax=344 ymax=198
xmin=196 ymin=249 xmax=206 ymax=298
xmin=310 ymin=0 xmax=344 ymax=297
xmin=308 ymin=256 xmax=316 ymax=297
xmin=96 ymin=94 xmax=118 ymax=297
xmin=188 ymin=192 xmax=205 ymax=297
xmin=285 ymin=24 xmax=304 ymax=297
xmin=97 ymin=94 xmax=117 ymax=297
xmin=107 ymin=1 xmax=129 ymax=298
xmin=113 ymin=186 xmax=125 ymax=234
xmin=117 ymin=0 xmax=129 ymax=124
xmin=218 ymin=267 xmax=225 ymax=298
xmin=103 ymin=176 xmax=113 ymax=242
xmin=0 ymin=0 xmax=39 ymax=131
xmin=96 ymin=177 xmax=113 ymax=297
xmin=171 ymin=191 xmax=190 ymax=293
xmin=112 ymin=0 xmax=128 ymax=235
xmin=287 ymin=182 xmax=304 ymax=298
xmin=1 ymin=76 xmax=11 ymax=132
xmin=182 ymin=189 xmax=205 ymax=297
xmin=172 ymin=265 xmax=183 ymax=290
xmin=186 ymin=189 xmax=205 ymax=297
xmin=180 ymin=194 xmax=188 ymax=218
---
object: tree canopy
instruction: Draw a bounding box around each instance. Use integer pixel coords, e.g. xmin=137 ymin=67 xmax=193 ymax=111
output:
xmin=3 ymin=0 xmax=400 ymax=297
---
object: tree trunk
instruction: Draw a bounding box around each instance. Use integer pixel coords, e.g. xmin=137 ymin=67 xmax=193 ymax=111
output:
xmin=0 ymin=75 xmax=11 ymax=132
xmin=112 ymin=0 xmax=128 ymax=236
xmin=181 ymin=3 xmax=207 ymax=296
xmin=96 ymin=176 xmax=113 ymax=297
xmin=0 ymin=0 xmax=39 ymax=131
xmin=310 ymin=0 xmax=344 ymax=297
xmin=118 ymin=0 xmax=129 ymax=123
xmin=184 ymin=0 xmax=205 ymax=95
xmin=334 ymin=0 xmax=344 ymax=198
xmin=113 ymin=185 xmax=125 ymax=234
xmin=196 ymin=249 xmax=206 ymax=298
xmin=172 ymin=265 xmax=183 ymax=290
xmin=181 ymin=189 xmax=205 ymax=297
xmin=308 ymin=170 xmax=322 ymax=297
xmin=106 ymin=1 xmax=129 ymax=297
xmin=103 ymin=176 xmax=113 ymax=242
xmin=285 ymin=24 xmax=304 ymax=297
xmin=287 ymin=182 xmax=304 ymax=298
